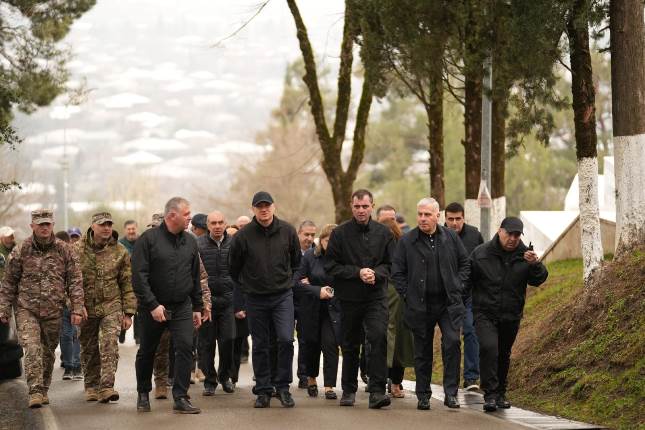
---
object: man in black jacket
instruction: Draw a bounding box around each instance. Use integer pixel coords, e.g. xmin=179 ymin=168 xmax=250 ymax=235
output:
xmin=132 ymin=197 xmax=204 ymax=414
xmin=391 ymin=197 xmax=470 ymax=411
xmin=324 ymin=189 xmax=395 ymax=409
xmin=229 ymin=191 xmax=301 ymax=408
xmin=197 ymin=211 xmax=236 ymax=396
xmin=445 ymin=202 xmax=484 ymax=391
xmin=467 ymin=217 xmax=548 ymax=412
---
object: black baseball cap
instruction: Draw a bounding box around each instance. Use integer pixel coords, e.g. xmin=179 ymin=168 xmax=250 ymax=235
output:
xmin=500 ymin=217 xmax=524 ymax=234
xmin=191 ymin=213 xmax=207 ymax=230
xmin=252 ymin=191 xmax=274 ymax=207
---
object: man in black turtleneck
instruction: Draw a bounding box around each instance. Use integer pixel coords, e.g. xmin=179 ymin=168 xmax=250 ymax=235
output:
xmin=324 ymin=189 xmax=395 ymax=409
xmin=229 ymin=191 xmax=301 ymax=409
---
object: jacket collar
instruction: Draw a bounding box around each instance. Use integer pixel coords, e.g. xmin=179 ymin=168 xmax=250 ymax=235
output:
xmin=252 ymin=216 xmax=281 ymax=235
xmin=207 ymin=230 xmax=229 ymax=245
xmin=489 ymin=233 xmax=527 ymax=259
xmin=351 ymin=217 xmax=372 ymax=233
xmin=412 ymin=225 xmax=446 ymax=243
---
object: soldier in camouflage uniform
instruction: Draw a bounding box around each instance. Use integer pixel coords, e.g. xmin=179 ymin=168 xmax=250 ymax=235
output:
xmin=77 ymin=212 xmax=137 ymax=403
xmin=143 ymin=213 xmax=211 ymax=400
xmin=0 ymin=210 xmax=84 ymax=408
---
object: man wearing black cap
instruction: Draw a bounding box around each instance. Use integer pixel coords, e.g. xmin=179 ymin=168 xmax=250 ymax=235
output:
xmin=467 ymin=216 xmax=548 ymax=412
xmin=229 ymin=191 xmax=301 ymax=408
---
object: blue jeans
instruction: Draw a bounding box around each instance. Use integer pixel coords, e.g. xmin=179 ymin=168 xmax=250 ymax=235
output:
xmin=246 ymin=289 xmax=295 ymax=394
xmin=463 ymin=297 xmax=480 ymax=381
xmin=60 ymin=306 xmax=80 ymax=370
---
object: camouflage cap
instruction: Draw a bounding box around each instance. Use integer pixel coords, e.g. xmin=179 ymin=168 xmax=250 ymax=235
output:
xmin=147 ymin=213 xmax=163 ymax=228
xmin=91 ymin=212 xmax=113 ymax=225
xmin=31 ymin=209 xmax=54 ymax=225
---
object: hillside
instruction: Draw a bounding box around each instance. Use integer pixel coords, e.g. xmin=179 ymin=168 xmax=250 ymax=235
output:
xmin=508 ymin=249 xmax=645 ymax=430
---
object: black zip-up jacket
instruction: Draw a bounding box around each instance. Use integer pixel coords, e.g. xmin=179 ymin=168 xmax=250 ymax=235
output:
xmin=454 ymin=223 xmax=484 ymax=256
xmin=467 ymin=234 xmax=548 ymax=321
xmin=324 ymin=218 xmax=394 ymax=302
xmin=197 ymin=231 xmax=234 ymax=308
xmin=132 ymin=221 xmax=203 ymax=312
xmin=229 ymin=216 xmax=301 ymax=295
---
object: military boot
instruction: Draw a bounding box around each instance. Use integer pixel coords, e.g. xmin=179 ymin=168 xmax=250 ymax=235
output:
xmin=98 ymin=388 xmax=120 ymax=403
xmin=85 ymin=388 xmax=99 ymax=402
xmin=28 ymin=393 xmax=43 ymax=408
xmin=154 ymin=384 xmax=168 ymax=399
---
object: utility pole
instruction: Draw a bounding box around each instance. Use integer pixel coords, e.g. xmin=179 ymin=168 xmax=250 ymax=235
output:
xmin=479 ymin=55 xmax=493 ymax=240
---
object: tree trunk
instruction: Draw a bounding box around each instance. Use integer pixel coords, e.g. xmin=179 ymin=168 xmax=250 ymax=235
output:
xmin=427 ymin=64 xmax=445 ymax=207
xmin=491 ymin=95 xmax=507 ymax=199
xmin=568 ymin=0 xmax=604 ymax=285
xmin=463 ymin=71 xmax=482 ymax=199
xmin=286 ymin=0 xmax=373 ymax=224
xmin=610 ymin=0 xmax=645 ymax=256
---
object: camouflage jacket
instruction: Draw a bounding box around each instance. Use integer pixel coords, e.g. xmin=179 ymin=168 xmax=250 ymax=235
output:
xmin=199 ymin=257 xmax=211 ymax=311
xmin=0 ymin=243 xmax=12 ymax=280
xmin=0 ymin=235 xmax=84 ymax=320
xmin=78 ymin=230 xmax=137 ymax=318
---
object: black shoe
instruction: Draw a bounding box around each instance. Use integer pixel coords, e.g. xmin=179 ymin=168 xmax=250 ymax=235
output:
xmin=222 ymin=380 xmax=235 ymax=393
xmin=62 ymin=368 xmax=73 ymax=381
xmin=173 ymin=397 xmax=201 ymax=414
xmin=298 ymin=378 xmax=308 ymax=389
xmin=368 ymin=392 xmax=391 ymax=409
xmin=464 ymin=379 xmax=479 ymax=391
xmin=278 ymin=390 xmax=295 ymax=408
xmin=483 ymin=398 xmax=497 ymax=412
xmin=496 ymin=395 xmax=511 ymax=409
xmin=254 ymin=394 xmax=271 ymax=408
xmin=118 ymin=329 xmax=126 ymax=344
xmin=307 ymin=385 xmax=318 ymax=398
xmin=202 ymin=384 xmax=216 ymax=396
xmin=325 ymin=390 xmax=337 ymax=400
xmin=339 ymin=392 xmax=355 ymax=406
xmin=444 ymin=395 xmax=460 ymax=408
xmin=137 ymin=393 xmax=151 ymax=412
xmin=417 ymin=394 xmax=431 ymax=410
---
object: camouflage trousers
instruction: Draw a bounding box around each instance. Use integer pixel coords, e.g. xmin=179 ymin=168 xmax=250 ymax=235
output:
xmin=15 ymin=309 xmax=62 ymax=395
xmin=79 ymin=312 xmax=123 ymax=390
xmin=153 ymin=328 xmax=170 ymax=386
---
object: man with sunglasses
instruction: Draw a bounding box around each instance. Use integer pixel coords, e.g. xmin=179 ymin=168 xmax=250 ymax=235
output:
xmin=467 ymin=216 xmax=548 ymax=412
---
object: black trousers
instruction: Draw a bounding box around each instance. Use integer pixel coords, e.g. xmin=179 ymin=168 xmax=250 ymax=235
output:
xmin=198 ymin=302 xmax=235 ymax=387
xmin=246 ymin=289 xmax=294 ymax=394
xmin=411 ymin=302 xmax=461 ymax=397
xmin=340 ymin=298 xmax=388 ymax=394
xmin=296 ymin=319 xmax=307 ymax=382
xmin=475 ymin=314 xmax=520 ymax=401
xmin=304 ymin=307 xmax=339 ymax=387
xmin=135 ymin=300 xmax=193 ymax=400
xmin=230 ymin=318 xmax=249 ymax=384
xmin=388 ymin=366 xmax=404 ymax=385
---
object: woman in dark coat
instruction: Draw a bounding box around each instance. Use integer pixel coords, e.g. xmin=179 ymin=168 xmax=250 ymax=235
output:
xmin=293 ymin=224 xmax=342 ymax=399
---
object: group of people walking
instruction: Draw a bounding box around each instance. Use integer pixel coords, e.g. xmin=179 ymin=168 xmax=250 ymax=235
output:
xmin=0 ymin=188 xmax=548 ymax=415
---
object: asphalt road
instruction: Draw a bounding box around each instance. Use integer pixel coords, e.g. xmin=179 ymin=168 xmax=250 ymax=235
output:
xmin=40 ymin=335 xmax=531 ymax=430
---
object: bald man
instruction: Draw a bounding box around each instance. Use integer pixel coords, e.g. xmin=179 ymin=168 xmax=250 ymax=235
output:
xmin=236 ymin=216 xmax=251 ymax=229
xmin=196 ymin=211 xmax=236 ymax=395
